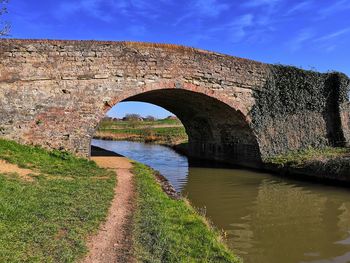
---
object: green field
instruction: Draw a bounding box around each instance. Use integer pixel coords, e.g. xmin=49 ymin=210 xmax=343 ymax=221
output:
xmin=98 ymin=118 xmax=182 ymax=129
xmin=95 ymin=118 xmax=188 ymax=145
xmin=0 ymin=139 xmax=116 ymax=263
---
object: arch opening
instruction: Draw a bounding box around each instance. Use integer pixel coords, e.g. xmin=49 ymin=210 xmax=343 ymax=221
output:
xmin=93 ymin=89 xmax=262 ymax=168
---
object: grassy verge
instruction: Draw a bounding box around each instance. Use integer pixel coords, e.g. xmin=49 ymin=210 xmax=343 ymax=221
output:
xmin=132 ymin=162 xmax=240 ymax=263
xmin=265 ymin=147 xmax=350 ymax=167
xmin=0 ymin=139 xmax=116 ymax=263
xmin=95 ymin=119 xmax=188 ymax=145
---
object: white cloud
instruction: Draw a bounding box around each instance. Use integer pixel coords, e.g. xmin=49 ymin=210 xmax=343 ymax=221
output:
xmin=318 ymin=0 xmax=350 ymax=17
xmin=242 ymin=0 xmax=281 ymax=8
xmin=173 ymin=0 xmax=230 ymax=27
xmin=287 ymin=27 xmax=350 ymax=52
xmin=229 ymin=14 xmax=255 ymax=41
xmin=55 ymin=0 xmax=169 ymax=22
xmin=315 ymin=28 xmax=350 ymax=42
xmin=207 ymin=14 xmax=255 ymax=42
xmin=55 ymin=0 xmax=113 ymax=22
xmin=311 ymin=28 xmax=350 ymax=52
xmin=231 ymin=14 xmax=254 ymax=27
xmin=288 ymin=29 xmax=314 ymax=51
xmin=286 ymin=1 xmax=314 ymax=15
xmin=193 ymin=0 xmax=230 ymax=17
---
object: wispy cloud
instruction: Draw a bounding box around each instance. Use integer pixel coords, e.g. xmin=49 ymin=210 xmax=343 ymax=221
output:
xmin=242 ymin=0 xmax=281 ymax=8
xmin=236 ymin=0 xmax=283 ymax=41
xmin=318 ymin=0 xmax=350 ymax=18
xmin=199 ymin=0 xmax=284 ymax=44
xmin=288 ymin=27 xmax=350 ymax=52
xmin=286 ymin=1 xmax=314 ymax=15
xmin=127 ymin=0 xmax=165 ymax=19
xmin=312 ymin=28 xmax=350 ymax=52
xmin=55 ymin=0 xmax=113 ymax=22
xmin=193 ymin=0 xmax=230 ymax=17
xmin=55 ymin=0 xmax=169 ymax=22
xmin=207 ymin=14 xmax=255 ymax=42
xmin=229 ymin=14 xmax=255 ymax=41
xmin=315 ymin=28 xmax=350 ymax=42
xmin=288 ymin=29 xmax=314 ymax=51
xmin=174 ymin=0 xmax=230 ymax=26
xmin=108 ymin=0 xmax=129 ymax=16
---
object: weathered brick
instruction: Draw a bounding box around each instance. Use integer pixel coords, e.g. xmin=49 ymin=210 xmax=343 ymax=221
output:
xmin=0 ymin=39 xmax=348 ymax=168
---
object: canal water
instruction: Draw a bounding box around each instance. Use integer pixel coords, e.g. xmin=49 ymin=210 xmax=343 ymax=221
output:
xmin=92 ymin=139 xmax=350 ymax=263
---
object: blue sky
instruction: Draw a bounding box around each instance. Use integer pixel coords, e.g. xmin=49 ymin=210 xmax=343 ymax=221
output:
xmin=3 ymin=0 xmax=350 ymax=118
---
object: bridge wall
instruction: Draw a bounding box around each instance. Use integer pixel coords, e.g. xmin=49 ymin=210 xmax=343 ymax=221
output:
xmin=0 ymin=39 xmax=349 ymax=166
xmin=340 ymin=74 xmax=350 ymax=146
xmin=251 ymin=67 xmax=350 ymax=156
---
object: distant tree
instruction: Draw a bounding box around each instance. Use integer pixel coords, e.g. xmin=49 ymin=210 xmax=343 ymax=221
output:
xmin=143 ymin=115 xmax=156 ymax=121
xmin=166 ymin=115 xmax=178 ymax=120
xmin=0 ymin=0 xmax=10 ymax=36
xmin=123 ymin=113 xmax=142 ymax=121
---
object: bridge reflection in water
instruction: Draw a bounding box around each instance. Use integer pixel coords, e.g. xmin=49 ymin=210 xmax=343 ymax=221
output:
xmin=92 ymin=139 xmax=350 ymax=263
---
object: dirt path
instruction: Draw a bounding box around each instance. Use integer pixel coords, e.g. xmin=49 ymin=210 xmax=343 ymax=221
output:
xmin=82 ymin=156 xmax=134 ymax=263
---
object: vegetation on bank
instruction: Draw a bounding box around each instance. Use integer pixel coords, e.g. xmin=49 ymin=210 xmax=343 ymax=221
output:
xmin=98 ymin=117 xmax=182 ymax=129
xmin=265 ymin=147 xmax=350 ymax=167
xmin=0 ymin=139 xmax=116 ymax=263
xmin=95 ymin=117 xmax=188 ymax=145
xmin=132 ymin=162 xmax=240 ymax=263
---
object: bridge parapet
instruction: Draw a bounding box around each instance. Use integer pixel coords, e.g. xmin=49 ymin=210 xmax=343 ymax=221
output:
xmin=0 ymin=39 xmax=349 ymax=166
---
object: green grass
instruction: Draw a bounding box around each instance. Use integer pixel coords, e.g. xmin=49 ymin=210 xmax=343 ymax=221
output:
xmin=96 ymin=119 xmax=188 ymax=145
xmin=265 ymin=147 xmax=350 ymax=167
xmin=0 ymin=139 xmax=116 ymax=263
xmin=98 ymin=118 xmax=182 ymax=129
xmin=132 ymin=162 xmax=240 ymax=263
xmin=102 ymin=126 xmax=186 ymax=137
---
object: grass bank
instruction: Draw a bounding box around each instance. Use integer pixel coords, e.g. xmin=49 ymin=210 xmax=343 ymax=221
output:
xmin=265 ymin=147 xmax=350 ymax=166
xmin=94 ymin=118 xmax=188 ymax=145
xmin=264 ymin=147 xmax=350 ymax=181
xmin=0 ymin=139 xmax=116 ymax=263
xmin=132 ymin=162 xmax=240 ymax=263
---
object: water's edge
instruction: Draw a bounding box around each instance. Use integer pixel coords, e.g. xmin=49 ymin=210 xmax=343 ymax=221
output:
xmin=91 ymin=145 xmax=180 ymax=199
xmin=172 ymin=143 xmax=350 ymax=186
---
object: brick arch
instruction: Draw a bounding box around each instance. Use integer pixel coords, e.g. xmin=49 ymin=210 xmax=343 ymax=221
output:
xmin=97 ymin=87 xmax=262 ymax=167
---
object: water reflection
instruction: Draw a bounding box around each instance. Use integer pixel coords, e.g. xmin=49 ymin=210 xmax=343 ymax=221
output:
xmin=92 ymin=140 xmax=188 ymax=190
xmin=92 ymin=140 xmax=350 ymax=263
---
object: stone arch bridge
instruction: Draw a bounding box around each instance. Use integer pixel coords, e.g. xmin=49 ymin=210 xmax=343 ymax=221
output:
xmin=0 ymin=39 xmax=349 ymax=168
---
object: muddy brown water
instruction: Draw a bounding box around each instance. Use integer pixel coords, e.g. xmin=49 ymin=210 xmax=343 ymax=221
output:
xmin=92 ymin=139 xmax=350 ymax=263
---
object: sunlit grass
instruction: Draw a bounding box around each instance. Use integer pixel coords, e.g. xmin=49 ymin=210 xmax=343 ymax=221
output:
xmin=132 ymin=162 xmax=240 ymax=263
xmin=96 ymin=119 xmax=188 ymax=145
xmin=265 ymin=147 xmax=350 ymax=167
xmin=0 ymin=139 xmax=116 ymax=263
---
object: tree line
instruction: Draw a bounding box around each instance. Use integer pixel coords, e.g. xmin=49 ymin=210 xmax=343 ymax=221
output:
xmin=103 ymin=114 xmax=178 ymax=122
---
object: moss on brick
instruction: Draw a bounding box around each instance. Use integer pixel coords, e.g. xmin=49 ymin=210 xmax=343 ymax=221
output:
xmin=252 ymin=65 xmax=326 ymax=120
xmin=251 ymin=64 xmax=350 ymax=156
